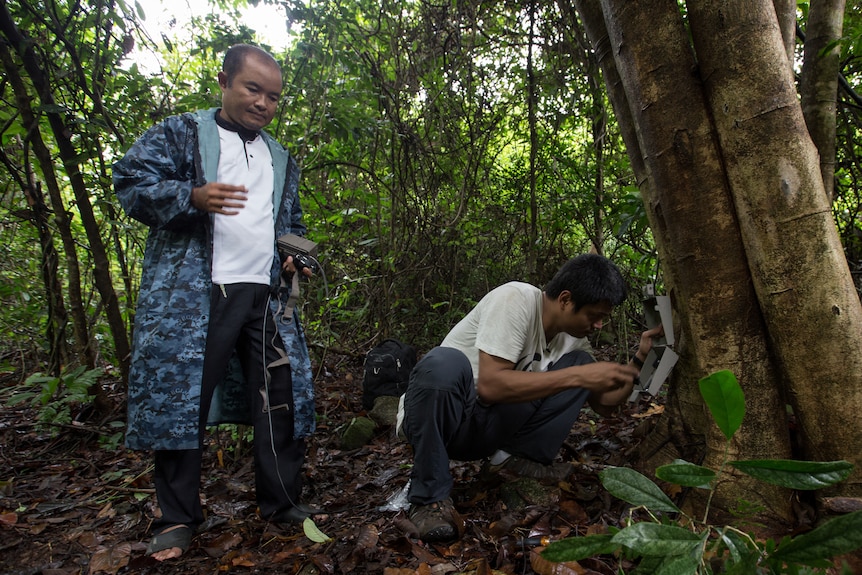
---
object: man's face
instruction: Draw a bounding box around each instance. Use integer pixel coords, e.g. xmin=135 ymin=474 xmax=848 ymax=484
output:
xmin=565 ymin=301 xmax=613 ymax=339
xmin=218 ymin=54 xmax=283 ymax=131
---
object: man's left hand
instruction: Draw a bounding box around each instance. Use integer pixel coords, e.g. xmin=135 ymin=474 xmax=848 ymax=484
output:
xmin=282 ymin=255 xmax=314 ymax=278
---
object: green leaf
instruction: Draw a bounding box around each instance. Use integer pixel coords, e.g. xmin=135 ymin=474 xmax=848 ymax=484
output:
xmin=6 ymin=391 xmax=38 ymax=406
xmin=655 ymin=551 xmax=703 ymax=575
xmin=24 ymin=373 xmax=56 ymax=385
xmin=729 ymin=459 xmax=853 ymax=490
xmin=724 ymin=552 xmax=762 ymax=575
xmin=611 ymin=523 xmax=700 ymax=557
xmin=656 ymin=461 xmax=716 ymax=488
xmin=719 ymin=529 xmax=749 ymax=563
xmin=541 ymin=534 xmax=617 ymax=562
xmin=302 ymin=517 xmax=332 ymax=543
xmin=600 ymin=467 xmax=680 ymax=513
xmin=770 ymin=511 xmax=862 ymax=565
xmin=698 ymin=370 xmax=745 ymax=440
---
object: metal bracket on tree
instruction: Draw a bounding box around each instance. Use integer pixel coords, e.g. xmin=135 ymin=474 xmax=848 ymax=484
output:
xmin=629 ymin=284 xmax=678 ymax=402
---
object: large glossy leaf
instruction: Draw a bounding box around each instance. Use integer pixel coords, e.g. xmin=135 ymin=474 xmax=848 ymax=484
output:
xmin=769 ymin=510 xmax=862 ymax=565
xmin=611 ymin=523 xmax=700 ymax=557
xmin=729 ymin=459 xmax=853 ymax=489
xmin=719 ymin=529 xmax=750 ymax=564
xmin=698 ymin=370 xmax=745 ymax=441
xmin=654 ymin=551 xmax=703 ymax=575
xmin=541 ymin=534 xmax=617 ymax=562
xmin=656 ymin=460 xmax=716 ymax=488
xmin=600 ymin=467 xmax=680 ymax=513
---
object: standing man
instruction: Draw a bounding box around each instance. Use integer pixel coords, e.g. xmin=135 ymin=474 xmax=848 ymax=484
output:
xmin=114 ymin=44 xmax=318 ymax=561
xmin=397 ymin=254 xmax=663 ymax=541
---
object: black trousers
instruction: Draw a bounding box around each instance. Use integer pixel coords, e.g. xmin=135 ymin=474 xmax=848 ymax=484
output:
xmin=401 ymin=346 xmax=593 ymax=505
xmin=153 ymin=283 xmax=305 ymax=530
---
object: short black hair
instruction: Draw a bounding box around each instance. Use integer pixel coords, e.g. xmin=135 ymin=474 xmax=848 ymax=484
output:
xmin=222 ymin=44 xmax=280 ymax=85
xmin=544 ymin=254 xmax=627 ymax=310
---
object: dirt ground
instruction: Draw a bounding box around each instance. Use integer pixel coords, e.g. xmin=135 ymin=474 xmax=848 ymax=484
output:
xmin=0 ymin=348 xmax=719 ymax=574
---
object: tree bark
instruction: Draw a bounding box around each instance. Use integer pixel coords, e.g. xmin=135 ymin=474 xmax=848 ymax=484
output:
xmin=799 ymin=0 xmax=846 ymax=203
xmin=773 ymin=0 xmax=797 ymax=66
xmin=588 ymin=0 xmax=795 ymax=522
xmin=688 ymin=0 xmax=862 ymax=496
xmin=528 ymin=0 xmax=540 ymax=273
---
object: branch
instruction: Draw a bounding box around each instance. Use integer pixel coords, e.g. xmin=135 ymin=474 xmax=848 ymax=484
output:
xmin=796 ymin=22 xmax=862 ymax=109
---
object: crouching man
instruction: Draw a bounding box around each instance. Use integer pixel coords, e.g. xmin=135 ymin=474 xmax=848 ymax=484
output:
xmin=397 ymin=254 xmax=662 ymax=541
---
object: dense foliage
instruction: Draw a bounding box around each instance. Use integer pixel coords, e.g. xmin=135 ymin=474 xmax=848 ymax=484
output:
xmin=0 ymin=0 xmax=859 ymax=384
xmin=543 ymin=371 xmax=862 ymax=574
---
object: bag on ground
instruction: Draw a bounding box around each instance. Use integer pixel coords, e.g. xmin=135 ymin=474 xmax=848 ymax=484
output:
xmin=362 ymin=339 xmax=417 ymax=410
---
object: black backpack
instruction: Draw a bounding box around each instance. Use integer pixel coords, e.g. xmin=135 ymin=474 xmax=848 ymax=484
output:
xmin=361 ymin=339 xmax=418 ymax=410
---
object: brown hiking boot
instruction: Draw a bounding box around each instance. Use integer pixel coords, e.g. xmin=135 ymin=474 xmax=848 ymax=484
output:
xmin=483 ymin=455 xmax=573 ymax=482
xmin=408 ymin=498 xmax=457 ymax=542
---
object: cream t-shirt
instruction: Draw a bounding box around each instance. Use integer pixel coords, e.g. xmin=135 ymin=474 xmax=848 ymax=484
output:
xmin=441 ymin=282 xmax=592 ymax=381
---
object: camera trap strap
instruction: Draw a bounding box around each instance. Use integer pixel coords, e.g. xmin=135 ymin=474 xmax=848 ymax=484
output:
xmin=283 ymin=268 xmax=301 ymax=322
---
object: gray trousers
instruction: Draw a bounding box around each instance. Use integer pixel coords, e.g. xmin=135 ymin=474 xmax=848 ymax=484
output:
xmin=401 ymin=346 xmax=593 ymax=505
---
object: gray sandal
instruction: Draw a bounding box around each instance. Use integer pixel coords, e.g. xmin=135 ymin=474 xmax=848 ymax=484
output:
xmin=146 ymin=524 xmax=193 ymax=556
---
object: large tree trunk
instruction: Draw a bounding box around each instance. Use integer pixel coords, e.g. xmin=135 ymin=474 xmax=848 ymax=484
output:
xmin=799 ymin=0 xmax=846 ymax=203
xmin=581 ymin=0 xmax=798 ymax=523
xmin=688 ymin=0 xmax=862 ymax=496
xmin=773 ymin=0 xmax=797 ymax=66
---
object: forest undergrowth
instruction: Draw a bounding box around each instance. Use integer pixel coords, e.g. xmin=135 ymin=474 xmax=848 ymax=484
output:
xmin=4 ymin=343 xmax=852 ymax=575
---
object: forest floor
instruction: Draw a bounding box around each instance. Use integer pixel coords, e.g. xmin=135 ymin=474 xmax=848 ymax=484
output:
xmin=0 ymin=346 xmax=857 ymax=575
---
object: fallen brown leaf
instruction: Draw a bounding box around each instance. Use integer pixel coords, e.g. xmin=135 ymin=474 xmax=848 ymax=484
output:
xmin=75 ymin=530 xmax=101 ymax=549
xmin=230 ymin=552 xmax=257 ymax=567
xmin=631 ymin=404 xmax=664 ymax=419
xmin=529 ymin=546 xmax=588 ymax=575
xmin=0 ymin=511 xmax=18 ymax=526
xmin=203 ymin=531 xmax=243 ymax=557
xmin=355 ymin=522 xmax=380 ymax=552
xmin=96 ymin=502 xmax=115 ymax=520
xmin=88 ymin=542 xmax=132 ymax=575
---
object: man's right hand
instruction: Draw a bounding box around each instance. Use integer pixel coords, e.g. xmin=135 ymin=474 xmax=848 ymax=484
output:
xmin=191 ymin=182 xmax=248 ymax=215
xmin=577 ymin=361 xmax=639 ymax=394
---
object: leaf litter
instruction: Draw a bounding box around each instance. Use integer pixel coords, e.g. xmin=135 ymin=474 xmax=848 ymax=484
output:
xmin=0 ymin=347 xmax=664 ymax=574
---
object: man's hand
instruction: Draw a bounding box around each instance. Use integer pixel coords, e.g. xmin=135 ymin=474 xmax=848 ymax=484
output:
xmin=586 ymin=362 xmax=639 ymax=416
xmin=191 ymin=182 xmax=248 ymax=215
xmin=282 ymin=255 xmax=314 ymax=278
xmin=590 ymin=323 xmax=667 ymax=416
xmin=577 ymin=361 xmax=640 ymax=394
xmin=476 ymin=353 xmax=638 ymax=404
xmin=632 ymin=324 xmax=664 ymax=365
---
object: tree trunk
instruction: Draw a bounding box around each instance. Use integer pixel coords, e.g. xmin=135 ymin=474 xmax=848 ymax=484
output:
xmin=773 ymin=0 xmax=797 ymax=66
xmin=799 ymin=0 xmax=846 ymax=203
xmin=587 ymin=41 xmax=606 ymax=256
xmin=586 ymin=0 xmax=795 ymax=523
xmin=528 ymin=0 xmax=540 ymax=275
xmin=559 ymin=0 xmax=610 ymax=255
xmin=688 ymin=0 xmax=862 ymax=496
xmin=29 ymin=180 xmax=68 ymax=376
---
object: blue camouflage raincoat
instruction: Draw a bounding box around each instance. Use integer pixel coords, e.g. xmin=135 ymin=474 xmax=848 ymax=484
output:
xmin=114 ymin=108 xmax=316 ymax=451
